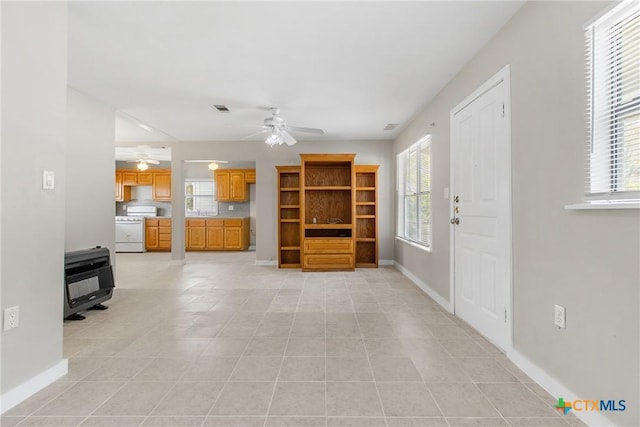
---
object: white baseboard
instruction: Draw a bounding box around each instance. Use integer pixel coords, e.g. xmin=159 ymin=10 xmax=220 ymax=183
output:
xmin=255 ymin=260 xmax=277 ymax=266
xmin=507 ymin=348 xmax=616 ymax=427
xmin=393 ymin=261 xmax=453 ymax=313
xmin=0 ymin=359 xmax=68 ymax=414
xmin=379 ymin=259 xmax=394 ymax=266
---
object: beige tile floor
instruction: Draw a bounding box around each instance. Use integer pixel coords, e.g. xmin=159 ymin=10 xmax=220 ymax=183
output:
xmin=2 ymin=252 xmax=586 ymax=427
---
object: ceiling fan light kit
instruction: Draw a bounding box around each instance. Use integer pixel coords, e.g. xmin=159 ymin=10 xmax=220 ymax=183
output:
xmin=207 ymin=162 xmax=219 ymax=171
xmin=137 ymin=160 xmax=149 ymax=171
xmin=259 ymin=108 xmax=324 ymax=147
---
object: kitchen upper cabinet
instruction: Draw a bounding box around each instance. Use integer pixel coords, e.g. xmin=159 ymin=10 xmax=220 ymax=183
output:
xmin=115 ymin=172 xmax=131 ymax=202
xmin=153 ymin=172 xmax=172 ymax=201
xmin=215 ymin=171 xmax=230 ymax=201
xmin=244 ymin=169 xmax=256 ymax=184
xmin=138 ymin=172 xmax=153 ymax=185
xmin=215 ymin=170 xmax=248 ymax=202
xmin=122 ymin=171 xmax=138 ymax=185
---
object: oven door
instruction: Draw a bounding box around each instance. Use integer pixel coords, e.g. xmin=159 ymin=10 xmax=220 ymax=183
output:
xmin=115 ymin=221 xmax=145 ymax=252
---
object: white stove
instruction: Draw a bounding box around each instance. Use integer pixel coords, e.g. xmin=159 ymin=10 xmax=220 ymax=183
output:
xmin=115 ymin=206 xmax=157 ymax=252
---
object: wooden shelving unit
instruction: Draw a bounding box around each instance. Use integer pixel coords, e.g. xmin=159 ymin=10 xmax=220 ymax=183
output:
xmin=276 ymin=156 xmax=378 ymax=271
xmin=355 ymin=165 xmax=379 ymax=267
xmin=300 ymin=154 xmax=356 ymax=271
xmin=277 ymin=166 xmax=301 ymax=268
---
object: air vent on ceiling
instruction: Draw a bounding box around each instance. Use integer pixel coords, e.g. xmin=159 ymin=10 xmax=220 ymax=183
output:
xmin=383 ymin=123 xmax=399 ymax=131
xmin=210 ymin=104 xmax=230 ymax=113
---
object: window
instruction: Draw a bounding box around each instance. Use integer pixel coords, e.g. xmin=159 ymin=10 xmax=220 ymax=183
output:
xmin=185 ymin=179 xmax=218 ymax=216
xmin=586 ymin=0 xmax=639 ymax=198
xmin=397 ymin=135 xmax=431 ymax=248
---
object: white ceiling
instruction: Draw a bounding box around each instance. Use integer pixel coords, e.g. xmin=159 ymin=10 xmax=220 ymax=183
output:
xmin=68 ymin=1 xmax=524 ymax=143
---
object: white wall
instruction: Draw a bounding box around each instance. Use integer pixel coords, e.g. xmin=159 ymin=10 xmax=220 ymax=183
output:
xmin=115 ymin=140 xmax=394 ymax=263
xmin=393 ymin=2 xmax=639 ymax=426
xmin=66 ymin=88 xmax=115 ymax=254
xmin=1 ymin=0 xmax=68 ymax=398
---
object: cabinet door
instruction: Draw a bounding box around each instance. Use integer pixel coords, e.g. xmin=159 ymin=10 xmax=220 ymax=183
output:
xmin=224 ymin=227 xmax=242 ymax=249
xmin=153 ymin=172 xmax=172 ymax=201
xmin=187 ymin=227 xmax=206 ymax=249
xmin=206 ymin=226 xmax=224 ymax=249
xmin=138 ymin=172 xmax=153 ymax=185
xmin=115 ymin=172 xmax=123 ymax=201
xmin=245 ymin=169 xmax=256 ymax=184
xmin=215 ymin=171 xmax=230 ymax=201
xmin=146 ymin=226 xmax=159 ymax=249
xmin=230 ymin=171 xmax=246 ymax=201
xmin=122 ymin=172 xmax=138 ymax=185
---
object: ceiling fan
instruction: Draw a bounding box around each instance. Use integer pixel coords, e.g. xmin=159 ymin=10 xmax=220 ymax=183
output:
xmin=248 ymin=108 xmax=324 ymax=146
xmin=116 ymin=145 xmax=169 ymax=170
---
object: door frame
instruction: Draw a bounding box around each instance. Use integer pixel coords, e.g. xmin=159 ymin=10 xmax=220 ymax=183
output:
xmin=449 ymin=64 xmax=513 ymax=350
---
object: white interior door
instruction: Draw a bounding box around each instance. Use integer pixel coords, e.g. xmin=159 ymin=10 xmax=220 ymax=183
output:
xmin=451 ymin=69 xmax=511 ymax=350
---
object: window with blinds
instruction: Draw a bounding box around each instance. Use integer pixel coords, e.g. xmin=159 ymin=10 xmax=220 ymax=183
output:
xmin=586 ymin=0 xmax=639 ymax=198
xmin=185 ymin=179 xmax=218 ymax=216
xmin=397 ymin=135 xmax=431 ymax=248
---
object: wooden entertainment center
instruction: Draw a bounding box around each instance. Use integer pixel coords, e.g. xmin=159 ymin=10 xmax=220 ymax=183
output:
xmin=277 ymin=154 xmax=378 ymax=271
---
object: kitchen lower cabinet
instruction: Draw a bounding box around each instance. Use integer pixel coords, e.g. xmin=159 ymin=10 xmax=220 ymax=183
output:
xmin=206 ymin=220 xmax=224 ymax=249
xmin=146 ymin=218 xmax=171 ymax=251
xmin=186 ymin=217 xmax=249 ymax=251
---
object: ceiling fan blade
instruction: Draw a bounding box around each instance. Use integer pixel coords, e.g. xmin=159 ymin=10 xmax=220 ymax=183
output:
xmin=281 ymin=130 xmax=297 ymax=146
xmin=243 ymin=129 xmax=270 ymax=140
xmin=287 ymin=126 xmax=324 ymax=135
xmin=146 ymin=159 xmax=160 ymax=165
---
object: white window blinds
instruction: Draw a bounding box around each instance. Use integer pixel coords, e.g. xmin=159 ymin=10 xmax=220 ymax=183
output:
xmin=586 ymin=0 xmax=640 ymax=197
xmin=397 ymin=135 xmax=431 ymax=248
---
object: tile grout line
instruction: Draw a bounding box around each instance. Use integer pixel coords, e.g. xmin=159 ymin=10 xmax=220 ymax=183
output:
xmin=353 ymin=288 xmax=389 ymax=427
xmin=261 ymin=280 xmax=301 ymax=427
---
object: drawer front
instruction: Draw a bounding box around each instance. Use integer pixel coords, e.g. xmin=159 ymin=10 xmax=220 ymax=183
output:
xmin=159 ymin=234 xmax=171 ymax=241
xmin=146 ymin=219 xmax=159 ymax=227
xmin=303 ymin=254 xmax=354 ymax=270
xmin=158 ymin=227 xmax=171 ymax=234
xmin=158 ymin=241 xmax=171 ymax=249
xmin=188 ymin=219 xmax=206 ymax=227
xmin=304 ymin=238 xmax=353 ymax=254
xmin=223 ymin=219 xmax=243 ymax=227
xmin=206 ymin=219 xmax=224 ymax=227
xmin=158 ymin=219 xmax=171 ymax=227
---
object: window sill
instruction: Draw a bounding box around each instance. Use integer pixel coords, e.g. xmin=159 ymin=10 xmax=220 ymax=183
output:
xmin=395 ymin=236 xmax=432 ymax=253
xmin=564 ymin=200 xmax=640 ymax=210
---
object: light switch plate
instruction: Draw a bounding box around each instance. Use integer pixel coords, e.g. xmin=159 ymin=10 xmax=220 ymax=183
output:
xmin=42 ymin=170 xmax=55 ymax=190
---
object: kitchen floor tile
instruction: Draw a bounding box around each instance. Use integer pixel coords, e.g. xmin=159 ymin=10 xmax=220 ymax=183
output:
xmin=285 ymin=338 xmax=325 ymax=357
xmin=268 ymin=382 xmax=325 ymax=416
xmin=326 ymin=382 xmax=383 ymax=416
xmin=180 ymin=356 xmax=239 ymax=381
xmin=93 ymin=381 xmax=173 ymax=416
xmin=229 ymin=356 xmax=282 ymax=381
xmin=377 ymin=382 xmax=441 ymax=417
xmin=34 ymin=382 xmax=124 ymax=417
xmin=78 ymin=416 xmax=144 ymax=426
xmin=142 ymin=416 xmax=205 ymax=426
xmin=265 ymin=416 xmax=326 ymax=426
xmin=151 ymin=382 xmax=223 ymax=416
xmin=326 ymin=357 xmax=373 ymax=381
xmin=369 ymin=357 xmax=422 ymax=381
xmin=278 ymin=357 xmax=325 ymax=381
xmin=211 ymin=382 xmax=275 ymax=416
xmin=203 ymin=416 xmax=265 ymax=426
xmin=428 ymin=383 xmax=500 ymax=417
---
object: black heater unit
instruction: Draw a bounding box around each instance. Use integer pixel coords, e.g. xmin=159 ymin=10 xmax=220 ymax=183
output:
xmin=64 ymin=247 xmax=115 ymax=320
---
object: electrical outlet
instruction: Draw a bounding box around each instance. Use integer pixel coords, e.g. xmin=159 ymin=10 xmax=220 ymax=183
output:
xmin=4 ymin=306 xmax=19 ymax=331
xmin=228 ymin=205 xmax=234 ymax=211
xmin=554 ymin=304 xmax=566 ymax=329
